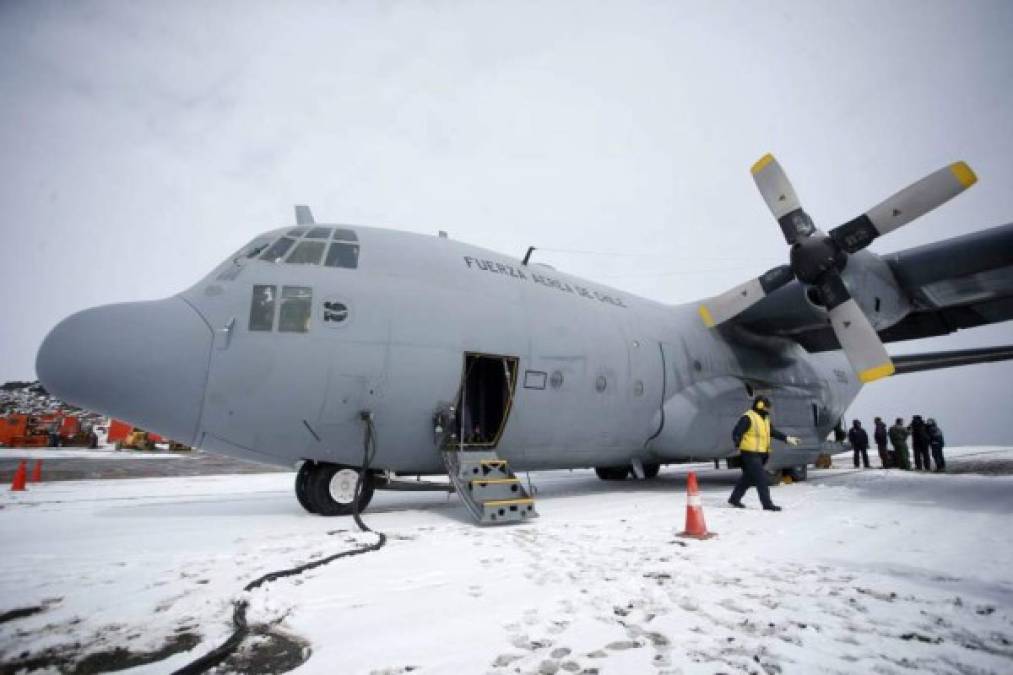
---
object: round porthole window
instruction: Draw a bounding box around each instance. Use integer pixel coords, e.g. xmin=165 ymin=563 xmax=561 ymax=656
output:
xmin=595 ymin=375 xmax=607 ymax=392
xmin=550 ymin=371 xmax=564 ymax=389
xmin=633 ymin=380 xmax=645 ymax=397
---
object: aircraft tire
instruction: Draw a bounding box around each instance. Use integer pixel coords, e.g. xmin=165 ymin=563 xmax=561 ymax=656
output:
xmin=295 ymin=462 xmax=317 ymax=514
xmin=308 ymin=464 xmax=375 ymax=516
xmin=595 ymin=466 xmax=630 ymax=480
xmin=642 ymin=463 xmax=661 ymax=479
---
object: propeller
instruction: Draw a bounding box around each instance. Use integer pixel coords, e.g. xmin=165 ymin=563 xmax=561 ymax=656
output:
xmin=699 ymin=154 xmax=977 ymax=383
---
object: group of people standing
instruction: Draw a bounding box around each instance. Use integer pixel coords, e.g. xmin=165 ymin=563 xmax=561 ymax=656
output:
xmin=848 ymin=416 xmax=946 ymax=471
xmin=725 ymin=396 xmax=951 ymax=513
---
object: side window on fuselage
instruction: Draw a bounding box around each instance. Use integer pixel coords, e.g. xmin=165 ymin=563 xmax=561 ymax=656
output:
xmin=279 ymin=286 xmax=312 ymax=333
xmin=249 ymin=285 xmax=276 ymax=331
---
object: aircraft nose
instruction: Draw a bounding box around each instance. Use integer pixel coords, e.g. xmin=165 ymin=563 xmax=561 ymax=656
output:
xmin=36 ymin=297 xmax=213 ymax=446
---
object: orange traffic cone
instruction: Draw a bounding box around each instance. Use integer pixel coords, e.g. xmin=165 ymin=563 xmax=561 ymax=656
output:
xmin=10 ymin=460 xmax=27 ymax=491
xmin=30 ymin=460 xmax=43 ymax=483
xmin=678 ymin=471 xmax=716 ymax=539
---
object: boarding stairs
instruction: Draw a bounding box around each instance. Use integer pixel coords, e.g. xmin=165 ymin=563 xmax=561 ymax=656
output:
xmin=442 ymin=449 xmax=538 ymax=525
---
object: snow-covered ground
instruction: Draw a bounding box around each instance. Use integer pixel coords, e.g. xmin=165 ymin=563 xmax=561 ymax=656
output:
xmin=0 ymin=447 xmax=183 ymax=460
xmin=2 ymin=447 xmax=1012 ymax=674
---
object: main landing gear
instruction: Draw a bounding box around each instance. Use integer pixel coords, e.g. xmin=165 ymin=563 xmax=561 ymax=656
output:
xmin=295 ymin=461 xmax=375 ymax=516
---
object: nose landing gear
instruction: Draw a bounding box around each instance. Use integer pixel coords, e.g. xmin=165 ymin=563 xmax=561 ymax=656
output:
xmin=295 ymin=461 xmax=376 ymax=516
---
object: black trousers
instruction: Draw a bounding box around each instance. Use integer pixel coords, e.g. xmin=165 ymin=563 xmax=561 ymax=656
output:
xmin=931 ymin=446 xmax=946 ymax=471
xmin=876 ymin=442 xmax=891 ymax=467
xmin=729 ymin=452 xmax=774 ymax=509
xmin=913 ymin=444 xmax=930 ymax=470
xmin=853 ymin=447 xmax=870 ymax=468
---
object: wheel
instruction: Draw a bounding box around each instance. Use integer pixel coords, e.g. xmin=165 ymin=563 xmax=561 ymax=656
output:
xmin=295 ymin=462 xmax=317 ymax=514
xmin=307 ymin=464 xmax=375 ymax=516
xmin=595 ymin=466 xmax=630 ymax=480
xmin=642 ymin=463 xmax=661 ymax=479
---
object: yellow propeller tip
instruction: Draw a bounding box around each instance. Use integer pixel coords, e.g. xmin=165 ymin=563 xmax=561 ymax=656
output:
xmin=750 ymin=153 xmax=775 ymax=175
xmin=858 ymin=362 xmax=896 ymax=384
xmin=698 ymin=305 xmax=716 ymax=328
xmin=951 ymin=161 xmax=977 ymax=189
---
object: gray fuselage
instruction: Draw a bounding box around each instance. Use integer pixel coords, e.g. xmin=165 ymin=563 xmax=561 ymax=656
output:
xmin=37 ymin=224 xmax=861 ymax=474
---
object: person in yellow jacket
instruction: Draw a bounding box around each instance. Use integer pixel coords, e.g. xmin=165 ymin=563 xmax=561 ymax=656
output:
xmin=727 ymin=396 xmax=800 ymax=511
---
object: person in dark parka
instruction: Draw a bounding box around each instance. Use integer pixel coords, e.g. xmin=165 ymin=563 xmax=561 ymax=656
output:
xmin=848 ymin=419 xmax=870 ymax=468
xmin=927 ymin=418 xmax=946 ymax=472
xmin=873 ymin=417 xmax=890 ymax=467
xmin=727 ymin=396 xmax=800 ymax=512
xmin=910 ymin=415 xmax=931 ymax=471
xmin=889 ymin=418 xmax=911 ymax=470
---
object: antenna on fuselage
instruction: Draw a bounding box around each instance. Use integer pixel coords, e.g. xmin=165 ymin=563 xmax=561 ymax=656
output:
xmin=294 ymin=204 xmax=315 ymax=225
xmin=522 ymin=246 xmax=536 ymax=266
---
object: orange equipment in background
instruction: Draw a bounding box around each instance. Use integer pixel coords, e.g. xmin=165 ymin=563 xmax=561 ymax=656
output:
xmin=108 ymin=419 xmax=186 ymax=451
xmin=0 ymin=415 xmax=50 ymax=448
xmin=0 ymin=413 xmax=98 ymax=449
xmin=107 ymin=419 xmax=165 ymax=445
xmin=106 ymin=419 xmax=133 ymax=444
xmin=58 ymin=416 xmax=99 ymax=448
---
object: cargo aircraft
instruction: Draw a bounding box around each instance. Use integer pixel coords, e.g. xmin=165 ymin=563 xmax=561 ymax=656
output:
xmin=36 ymin=156 xmax=1013 ymax=522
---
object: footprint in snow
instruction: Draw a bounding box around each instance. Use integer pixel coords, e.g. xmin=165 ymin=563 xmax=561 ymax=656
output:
xmin=491 ymin=653 xmax=523 ymax=667
xmin=546 ymin=619 xmax=570 ymax=635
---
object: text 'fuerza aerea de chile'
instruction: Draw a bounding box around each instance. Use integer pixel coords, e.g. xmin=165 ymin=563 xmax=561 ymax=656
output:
xmin=462 ymin=256 xmax=627 ymax=308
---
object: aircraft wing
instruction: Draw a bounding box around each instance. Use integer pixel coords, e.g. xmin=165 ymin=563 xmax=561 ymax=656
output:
xmin=890 ymin=345 xmax=1013 ymax=374
xmin=732 ymin=222 xmax=1013 ymax=353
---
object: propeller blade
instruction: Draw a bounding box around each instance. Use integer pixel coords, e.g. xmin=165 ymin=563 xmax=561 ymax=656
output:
xmin=751 ymin=153 xmax=817 ymax=244
xmin=699 ymin=265 xmax=794 ymax=327
xmin=830 ymin=161 xmax=977 ymax=253
xmin=818 ymin=274 xmax=895 ymax=383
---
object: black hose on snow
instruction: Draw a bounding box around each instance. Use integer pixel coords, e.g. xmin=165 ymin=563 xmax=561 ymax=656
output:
xmin=173 ymin=413 xmax=386 ymax=675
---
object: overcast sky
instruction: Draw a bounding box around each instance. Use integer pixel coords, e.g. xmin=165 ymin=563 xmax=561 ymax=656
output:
xmin=1 ymin=1 xmax=1011 ymax=443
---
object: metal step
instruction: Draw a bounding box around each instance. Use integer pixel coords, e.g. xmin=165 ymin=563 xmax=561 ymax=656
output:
xmin=442 ymin=449 xmax=537 ymax=525
xmin=482 ymin=497 xmax=536 ymax=524
xmin=468 ymin=477 xmax=523 ymax=502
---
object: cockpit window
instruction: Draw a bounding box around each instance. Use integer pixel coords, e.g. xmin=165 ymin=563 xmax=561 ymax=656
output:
xmin=260 ymin=237 xmax=296 ymax=262
xmin=286 ymin=240 xmax=326 ymax=265
xmin=306 ymin=226 xmax=332 ymax=239
xmin=324 ymin=241 xmax=359 ymax=269
xmin=249 ymin=285 xmax=276 ymax=331
xmin=258 ymin=227 xmax=360 ymax=269
xmin=242 ymin=237 xmax=272 ymax=259
xmin=278 ymin=286 xmax=312 ymax=333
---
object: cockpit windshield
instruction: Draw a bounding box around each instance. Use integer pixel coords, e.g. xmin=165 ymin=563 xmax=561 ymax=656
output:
xmin=259 ymin=227 xmax=359 ymax=269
